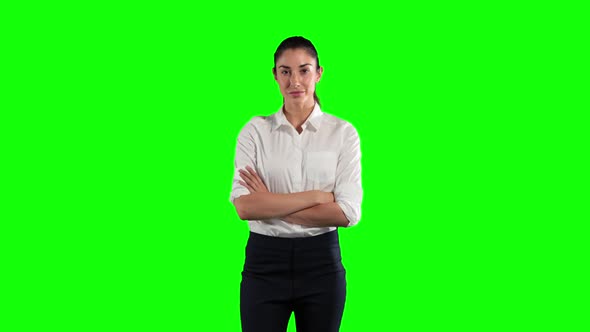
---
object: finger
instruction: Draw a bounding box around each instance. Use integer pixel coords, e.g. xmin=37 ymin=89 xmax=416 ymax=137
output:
xmin=239 ymin=169 xmax=256 ymax=184
xmin=239 ymin=180 xmax=255 ymax=193
xmin=239 ymin=171 xmax=260 ymax=190
xmin=245 ymin=165 xmax=257 ymax=175
xmin=242 ymin=167 xmax=264 ymax=189
xmin=240 ymin=177 xmax=256 ymax=188
xmin=244 ymin=166 xmax=260 ymax=182
xmin=245 ymin=166 xmax=265 ymax=187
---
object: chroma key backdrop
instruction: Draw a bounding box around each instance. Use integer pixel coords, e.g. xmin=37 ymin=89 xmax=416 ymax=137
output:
xmin=3 ymin=1 xmax=585 ymax=331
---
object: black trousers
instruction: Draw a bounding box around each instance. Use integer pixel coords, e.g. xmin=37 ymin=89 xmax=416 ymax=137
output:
xmin=240 ymin=230 xmax=347 ymax=332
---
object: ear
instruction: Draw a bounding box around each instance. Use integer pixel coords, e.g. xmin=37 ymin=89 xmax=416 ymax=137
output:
xmin=272 ymin=67 xmax=278 ymax=81
xmin=316 ymin=66 xmax=323 ymax=82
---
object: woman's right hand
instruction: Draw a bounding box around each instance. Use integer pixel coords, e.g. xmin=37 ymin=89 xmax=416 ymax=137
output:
xmin=239 ymin=166 xmax=270 ymax=194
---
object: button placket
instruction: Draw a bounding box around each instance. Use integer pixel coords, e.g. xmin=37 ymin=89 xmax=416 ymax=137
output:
xmin=291 ymin=131 xmax=303 ymax=192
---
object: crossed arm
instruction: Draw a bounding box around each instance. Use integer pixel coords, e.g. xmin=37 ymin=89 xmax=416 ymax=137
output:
xmin=233 ymin=166 xmax=349 ymax=227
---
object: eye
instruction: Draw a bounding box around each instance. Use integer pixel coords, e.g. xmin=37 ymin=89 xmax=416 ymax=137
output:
xmin=301 ymin=69 xmax=309 ymax=74
xmin=281 ymin=70 xmax=289 ymax=75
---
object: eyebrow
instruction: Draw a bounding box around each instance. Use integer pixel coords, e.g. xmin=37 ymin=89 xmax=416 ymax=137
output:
xmin=278 ymin=64 xmax=313 ymax=69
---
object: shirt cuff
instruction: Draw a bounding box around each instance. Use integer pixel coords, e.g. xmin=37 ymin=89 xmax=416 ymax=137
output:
xmin=230 ymin=188 xmax=250 ymax=203
xmin=336 ymin=200 xmax=361 ymax=227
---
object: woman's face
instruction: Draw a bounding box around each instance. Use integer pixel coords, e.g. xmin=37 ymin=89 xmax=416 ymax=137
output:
xmin=274 ymin=48 xmax=323 ymax=106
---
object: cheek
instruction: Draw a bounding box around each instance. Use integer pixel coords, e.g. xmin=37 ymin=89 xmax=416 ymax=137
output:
xmin=305 ymin=77 xmax=317 ymax=89
xmin=279 ymin=78 xmax=290 ymax=89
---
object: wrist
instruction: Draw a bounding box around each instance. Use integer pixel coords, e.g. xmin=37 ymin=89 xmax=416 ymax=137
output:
xmin=313 ymin=190 xmax=325 ymax=205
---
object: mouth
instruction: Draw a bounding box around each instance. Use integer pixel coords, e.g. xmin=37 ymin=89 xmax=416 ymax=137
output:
xmin=289 ymin=91 xmax=304 ymax=96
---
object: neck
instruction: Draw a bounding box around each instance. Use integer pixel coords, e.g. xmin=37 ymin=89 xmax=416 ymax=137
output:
xmin=283 ymin=100 xmax=315 ymax=130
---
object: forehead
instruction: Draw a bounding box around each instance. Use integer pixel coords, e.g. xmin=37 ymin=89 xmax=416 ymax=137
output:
xmin=276 ymin=48 xmax=316 ymax=66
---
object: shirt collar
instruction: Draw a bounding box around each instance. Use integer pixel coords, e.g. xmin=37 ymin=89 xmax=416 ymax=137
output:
xmin=271 ymin=103 xmax=324 ymax=132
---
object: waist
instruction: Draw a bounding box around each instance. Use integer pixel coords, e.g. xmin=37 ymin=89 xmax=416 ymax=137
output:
xmin=247 ymin=229 xmax=340 ymax=249
xmin=247 ymin=219 xmax=336 ymax=238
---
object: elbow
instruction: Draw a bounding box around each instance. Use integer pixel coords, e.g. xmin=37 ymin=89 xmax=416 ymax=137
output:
xmin=233 ymin=198 xmax=250 ymax=220
xmin=343 ymin=212 xmax=360 ymax=227
xmin=236 ymin=207 xmax=247 ymax=220
xmin=345 ymin=216 xmax=360 ymax=227
xmin=235 ymin=206 xmax=252 ymax=221
xmin=334 ymin=186 xmax=363 ymax=228
xmin=336 ymin=201 xmax=361 ymax=228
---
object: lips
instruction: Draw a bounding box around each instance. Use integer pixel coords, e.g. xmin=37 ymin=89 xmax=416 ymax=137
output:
xmin=289 ymin=91 xmax=304 ymax=95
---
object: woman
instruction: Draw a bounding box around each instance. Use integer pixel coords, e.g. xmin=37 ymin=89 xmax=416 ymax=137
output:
xmin=230 ymin=36 xmax=363 ymax=332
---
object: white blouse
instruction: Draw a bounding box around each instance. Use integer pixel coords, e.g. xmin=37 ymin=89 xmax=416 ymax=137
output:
xmin=230 ymin=103 xmax=363 ymax=238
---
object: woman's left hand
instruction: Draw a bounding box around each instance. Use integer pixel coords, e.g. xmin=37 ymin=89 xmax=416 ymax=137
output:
xmin=239 ymin=166 xmax=270 ymax=193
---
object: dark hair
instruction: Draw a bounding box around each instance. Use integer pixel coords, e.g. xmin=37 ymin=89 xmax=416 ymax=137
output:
xmin=273 ymin=36 xmax=322 ymax=107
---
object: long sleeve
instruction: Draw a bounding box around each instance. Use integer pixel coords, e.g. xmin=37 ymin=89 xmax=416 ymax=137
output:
xmin=334 ymin=124 xmax=363 ymax=227
xmin=230 ymin=122 xmax=257 ymax=203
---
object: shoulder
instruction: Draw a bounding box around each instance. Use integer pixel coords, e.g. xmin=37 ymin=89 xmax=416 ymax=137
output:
xmin=245 ymin=115 xmax=271 ymax=127
xmin=321 ymin=112 xmax=359 ymax=136
xmin=239 ymin=115 xmax=273 ymax=135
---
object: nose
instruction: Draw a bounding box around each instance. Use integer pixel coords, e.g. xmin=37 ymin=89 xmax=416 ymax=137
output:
xmin=290 ymin=73 xmax=301 ymax=87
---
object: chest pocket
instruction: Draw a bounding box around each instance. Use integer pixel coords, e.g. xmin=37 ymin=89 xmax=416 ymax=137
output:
xmin=305 ymin=151 xmax=338 ymax=188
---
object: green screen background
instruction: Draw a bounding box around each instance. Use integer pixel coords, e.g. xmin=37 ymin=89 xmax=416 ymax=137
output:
xmin=3 ymin=1 xmax=586 ymax=331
